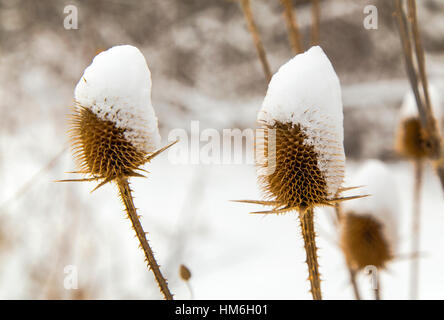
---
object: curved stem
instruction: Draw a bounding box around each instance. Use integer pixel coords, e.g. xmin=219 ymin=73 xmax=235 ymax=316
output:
xmin=299 ymin=208 xmax=322 ymax=300
xmin=117 ymin=177 xmax=173 ymax=300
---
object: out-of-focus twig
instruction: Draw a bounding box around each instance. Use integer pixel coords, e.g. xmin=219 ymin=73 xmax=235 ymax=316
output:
xmin=310 ymin=0 xmax=320 ymax=45
xmin=408 ymin=0 xmax=432 ymax=123
xmin=348 ymin=267 xmax=361 ymax=300
xmin=280 ymin=0 xmax=303 ymax=54
xmin=394 ymin=0 xmax=444 ymax=192
xmin=335 ymin=204 xmax=361 ymax=300
xmin=239 ymin=0 xmax=272 ymax=83
xmin=410 ymin=159 xmax=423 ymax=299
xmin=0 ymin=146 xmax=68 ymax=210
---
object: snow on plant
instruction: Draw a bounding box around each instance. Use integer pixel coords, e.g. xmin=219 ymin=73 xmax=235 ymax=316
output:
xmin=396 ymin=85 xmax=442 ymax=159
xmin=394 ymin=85 xmax=441 ymax=299
xmin=63 ymin=45 xmax=176 ymax=300
xmin=236 ymin=46 xmax=364 ymax=300
xmin=340 ymin=160 xmax=400 ymax=274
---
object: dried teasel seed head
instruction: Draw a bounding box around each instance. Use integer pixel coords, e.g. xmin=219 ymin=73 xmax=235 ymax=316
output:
xmin=340 ymin=212 xmax=392 ymax=270
xmin=340 ymin=160 xmax=400 ymax=270
xmin=179 ymin=264 xmax=192 ymax=281
xmin=70 ymin=106 xmax=148 ymax=180
xmin=395 ymin=85 xmax=442 ymax=159
xmin=70 ymin=45 xmax=162 ymax=185
xmin=256 ymin=46 xmax=346 ymax=211
xmin=396 ymin=117 xmax=430 ymax=159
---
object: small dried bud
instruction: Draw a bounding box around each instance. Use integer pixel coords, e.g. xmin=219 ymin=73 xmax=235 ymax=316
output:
xmin=179 ymin=264 xmax=192 ymax=281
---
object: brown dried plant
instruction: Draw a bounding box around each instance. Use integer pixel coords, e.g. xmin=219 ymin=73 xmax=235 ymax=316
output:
xmin=280 ymin=0 xmax=303 ymax=54
xmin=394 ymin=0 xmax=438 ymax=299
xmin=340 ymin=213 xmax=393 ymax=272
xmin=179 ymin=264 xmax=194 ymax=299
xmin=395 ymin=0 xmax=444 ymax=187
xmin=238 ymin=0 xmax=272 ymax=83
xmin=236 ymin=121 xmax=365 ymax=300
xmin=310 ymin=0 xmax=320 ymax=46
xmin=62 ymin=104 xmax=177 ymax=300
xmin=340 ymin=211 xmax=394 ymax=300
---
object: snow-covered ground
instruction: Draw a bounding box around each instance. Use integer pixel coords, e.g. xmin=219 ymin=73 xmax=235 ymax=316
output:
xmin=0 ymin=144 xmax=443 ymax=299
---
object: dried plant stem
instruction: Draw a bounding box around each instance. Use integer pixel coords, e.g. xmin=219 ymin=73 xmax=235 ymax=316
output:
xmin=336 ymin=204 xmax=360 ymax=300
xmin=408 ymin=0 xmax=432 ymax=122
xmin=280 ymin=0 xmax=303 ymax=54
xmin=310 ymin=0 xmax=320 ymax=45
xmin=2 ymin=146 xmax=67 ymax=210
xmin=240 ymin=0 xmax=272 ymax=82
xmin=374 ymin=277 xmax=381 ymax=300
xmin=410 ymin=159 xmax=423 ymax=299
xmin=186 ymin=281 xmax=194 ymax=300
xmin=117 ymin=177 xmax=173 ymax=300
xmin=348 ymin=267 xmax=361 ymax=300
xmin=395 ymin=0 xmax=444 ymax=191
xmin=394 ymin=0 xmax=426 ymax=127
xmin=299 ymin=208 xmax=322 ymax=300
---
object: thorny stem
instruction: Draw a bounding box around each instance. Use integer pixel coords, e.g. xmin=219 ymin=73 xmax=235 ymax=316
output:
xmin=348 ymin=267 xmax=361 ymax=300
xmin=280 ymin=0 xmax=303 ymax=54
xmin=299 ymin=208 xmax=322 ymax=300
xmin=310 ymin=0 xmax=320 ymax=45
xmin=240 ymin=0 xmax=272 ymax=83
xmin=410 ymin=159 xmax=423 ymax=299
xmin=117 ymin=177 xmax=173 ymax=300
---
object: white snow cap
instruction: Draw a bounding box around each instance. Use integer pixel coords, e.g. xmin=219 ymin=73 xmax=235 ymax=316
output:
xmin=342 ymin=160 xmax=400 ymax=252
xmin=258 ymin=46 xmax=345 ymax=198
xmin=400 ymin=84 xmax=442 ymax=121
xmin=74 ymin=45 xmax=161 ymax=153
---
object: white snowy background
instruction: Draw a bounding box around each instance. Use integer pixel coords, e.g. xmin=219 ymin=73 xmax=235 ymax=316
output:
xmin=0 ymin=0 xmax=444 ymax=299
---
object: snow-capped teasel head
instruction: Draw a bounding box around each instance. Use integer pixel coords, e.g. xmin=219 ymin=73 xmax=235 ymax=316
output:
xmin=340 ymin=160 xmax=400 ymax=270
xmin=69 ymin=45 xmax=176 ymax=191
xmin=251 ymin=46 xmax=349 ymax=213
xmin=74 ymin=45 xmax=161 ymax=153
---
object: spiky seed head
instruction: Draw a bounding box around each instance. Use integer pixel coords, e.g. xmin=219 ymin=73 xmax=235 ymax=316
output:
xmin=70 ymin=106 xmax=148 ymax=180
xmin=396 ymin=85 xmax=443 ymax=159
xmin=256 ymin=46 xmax=345 ymax=211
xmin=340 ymin=212 xmax=392 ymax=270
xmin=259 ymin=122 xmax=329 ymax=209
xmin=340 ymin=160 xmax=399 ymax=269
xmin=395 ymin=117 xmax=430 ymax=159
xmin=70 ymin=45 xmax=161 ymax=183
xmin=179 ymin=264 xmax=192 ymax=281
